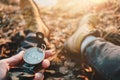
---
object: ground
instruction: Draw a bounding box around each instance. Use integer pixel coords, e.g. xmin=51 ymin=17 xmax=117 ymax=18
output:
xmin=0 ymin=0 xmax=120 ymax=80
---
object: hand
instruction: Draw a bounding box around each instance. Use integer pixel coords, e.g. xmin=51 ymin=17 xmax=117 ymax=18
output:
xmin=0 ymin=50 xmax=52 ymax=80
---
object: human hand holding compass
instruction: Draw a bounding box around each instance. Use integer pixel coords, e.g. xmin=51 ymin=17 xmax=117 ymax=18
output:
xmin=0 ymin=50 xmax=52 ymax=80
xmin=0 ymin=32 xmax=52 ymax=80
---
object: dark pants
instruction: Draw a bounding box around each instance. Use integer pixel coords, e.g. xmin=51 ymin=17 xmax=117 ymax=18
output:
xmin=84 ymin=39 xmax=120 ymax=80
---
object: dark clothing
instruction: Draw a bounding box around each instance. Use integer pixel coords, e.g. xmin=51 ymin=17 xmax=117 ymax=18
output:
xmin=84 ymin=39 xmax=120 ymax=80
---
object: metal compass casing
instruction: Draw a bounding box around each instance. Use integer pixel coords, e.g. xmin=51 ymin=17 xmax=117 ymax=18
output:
xmin=23 ymin=47 xmax=45 ymax=65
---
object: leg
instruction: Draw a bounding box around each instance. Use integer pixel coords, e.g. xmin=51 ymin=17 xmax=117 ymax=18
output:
xmin=84 ymin=38 xmax=120 ymax=80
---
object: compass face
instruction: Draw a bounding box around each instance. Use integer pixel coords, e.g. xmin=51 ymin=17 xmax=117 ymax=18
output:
xmin=23 ymin=47 xmax=45 ymax=65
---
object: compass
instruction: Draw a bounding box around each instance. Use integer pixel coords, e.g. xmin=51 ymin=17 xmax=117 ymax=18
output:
xmin=23 ymin=47 xmax=45 ymax=65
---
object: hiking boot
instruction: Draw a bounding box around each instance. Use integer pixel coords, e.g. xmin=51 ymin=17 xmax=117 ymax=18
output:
xmin=64 ymin=13 xmax=99 ymax=54
xmin=20 ymin=0 xmax=49 ymax=37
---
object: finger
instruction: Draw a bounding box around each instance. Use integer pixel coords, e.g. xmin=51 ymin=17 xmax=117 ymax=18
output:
xmin=5 ymin=51 xmax=24 ymax=66
xmin=42 ymin=59 xmax=50 ymax=68
xmin=45 ymin=49 xmax=54 ymax=58
xmin=34 ymin=72 xmax=44 ymax=80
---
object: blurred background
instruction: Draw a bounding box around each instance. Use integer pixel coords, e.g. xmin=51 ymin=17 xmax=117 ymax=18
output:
xmin=35 ymin=0 xmax=112 ymax=15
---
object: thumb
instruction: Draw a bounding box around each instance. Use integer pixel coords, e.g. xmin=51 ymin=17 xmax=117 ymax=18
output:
xmin=5 ymin=51 xmax=24 ymax=66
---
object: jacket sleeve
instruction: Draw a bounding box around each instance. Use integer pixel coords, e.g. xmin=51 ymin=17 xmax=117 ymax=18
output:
xmin=84 ymin=39 xmax=120 ymax=80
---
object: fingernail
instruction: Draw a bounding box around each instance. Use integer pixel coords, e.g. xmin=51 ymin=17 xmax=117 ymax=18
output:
xmin=42 ymin=59 xmax=50 ymax=68
xmin=34 ymin=72 xmax=44 ymax=80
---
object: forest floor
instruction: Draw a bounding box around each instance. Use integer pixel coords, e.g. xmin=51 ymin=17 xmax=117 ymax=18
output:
xmin=0 ymin=0 xmax=120 ymax=80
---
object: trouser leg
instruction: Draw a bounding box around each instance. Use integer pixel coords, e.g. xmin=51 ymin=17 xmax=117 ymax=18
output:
xmin=84 ymin=39 xmax=120 ymax=80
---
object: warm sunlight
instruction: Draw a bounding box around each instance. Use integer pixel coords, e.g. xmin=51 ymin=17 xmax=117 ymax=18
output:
xmin=34 ymin=0 xmax=57 ymax=7
xmin=90 ymin=0 xmax=108 ymax=4
xmin=34 ymin=0 xmax=111 ymax=15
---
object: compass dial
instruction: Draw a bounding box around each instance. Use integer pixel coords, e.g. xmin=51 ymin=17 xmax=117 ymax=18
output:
xmin=23 ymin=47 xmax=45 ymax=65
